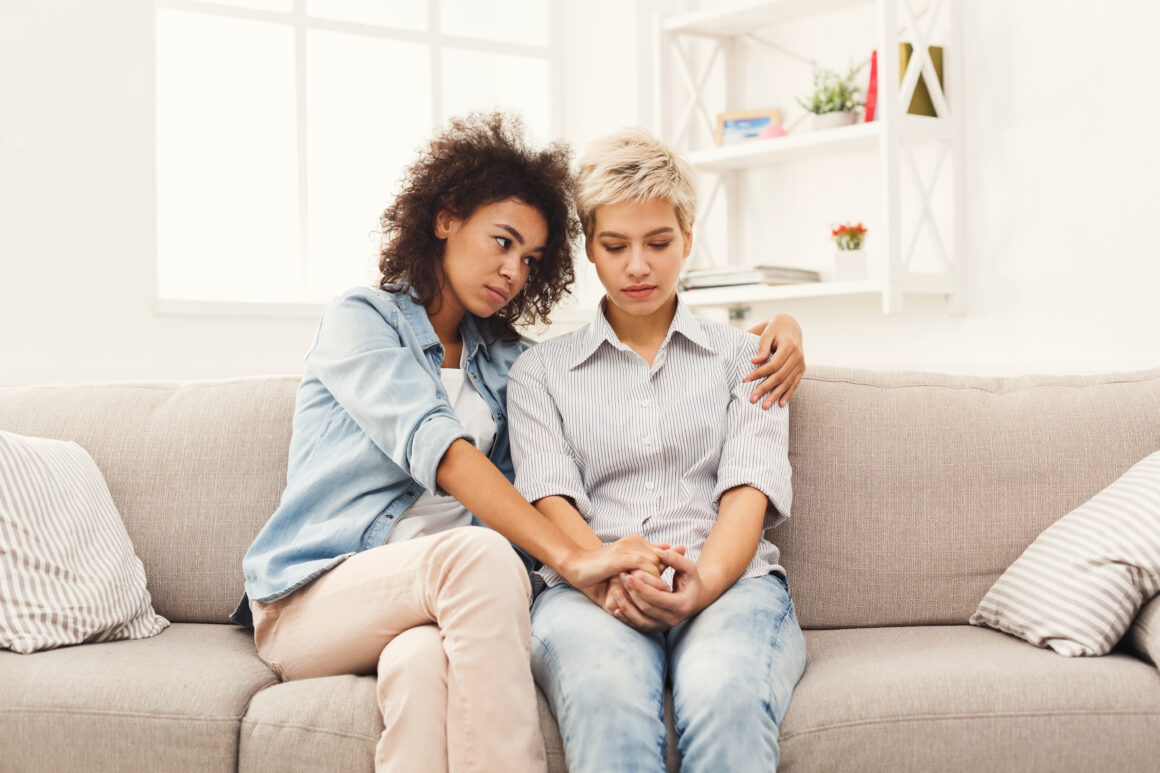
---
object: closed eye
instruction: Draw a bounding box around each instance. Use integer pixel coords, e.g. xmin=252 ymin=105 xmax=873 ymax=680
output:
xmin=602 ymin=244 xmax=626 ymax=253
xmin=650 ymin=241 xmax=673 ymax=250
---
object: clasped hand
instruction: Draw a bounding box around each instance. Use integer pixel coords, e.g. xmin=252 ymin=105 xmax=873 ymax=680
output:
xmin=602 ymin=548 xmax=709 ymax=633
xmin=566 ymin=534 xmax=669 ymax=589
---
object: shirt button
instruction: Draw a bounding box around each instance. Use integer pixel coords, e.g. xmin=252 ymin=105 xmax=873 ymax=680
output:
xmin=643 ymin=436 xmax=653 ymax=446
xmin=645 ymin=481 xmax=655 ymax=491
xmin=640 ymin=399 xmax=650 ymax=408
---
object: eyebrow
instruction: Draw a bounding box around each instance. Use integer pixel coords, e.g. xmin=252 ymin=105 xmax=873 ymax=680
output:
xmin=496 ymin=224 xmax=545 ymax=253
xmin=597 ymin=227 xmax=676 ymax=239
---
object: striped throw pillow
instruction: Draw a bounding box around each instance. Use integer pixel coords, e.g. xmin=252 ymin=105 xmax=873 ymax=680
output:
xmin=970 ymin=449 xmax=1160 ymax=656
xmin=0 ymin=430 xmax=169 ymax=654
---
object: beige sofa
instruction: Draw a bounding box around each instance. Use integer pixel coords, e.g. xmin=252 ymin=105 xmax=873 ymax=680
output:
xmin=1 ymin=366 xmax=1158 ymax=772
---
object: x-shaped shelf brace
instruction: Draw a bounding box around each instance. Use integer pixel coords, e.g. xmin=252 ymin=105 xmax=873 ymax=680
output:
xmin=902 ymin=142 xmax=951 ymax=272
xmin=689 ymin=175 xmax=723 ymax=270
xmin=898 ymin=0 xmax=949 ymax=118
xmin=896 ymin=0 xmax=953 ymax=275
xmin=667 ymin=34 xmax=724 ymax=149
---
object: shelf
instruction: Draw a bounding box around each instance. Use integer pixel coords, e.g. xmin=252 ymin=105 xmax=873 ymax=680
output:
xmin=689 ymin=121 xmax=879 ymax=170
xmin=680 ymin=272 xmax=954 ymax=307
xmin=680 ymin=279 xmax=883 ymax=307
xmin=687 ymin=116 xmax=951 ymax=172
xmin=657 ymin=0 xmax=965 ymax=315
xmin=663 ymin=0 xmax=875 ymax=37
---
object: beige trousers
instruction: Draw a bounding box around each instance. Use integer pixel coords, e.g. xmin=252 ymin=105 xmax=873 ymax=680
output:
xmin=250 ymin=526 xmax=547 ymax=773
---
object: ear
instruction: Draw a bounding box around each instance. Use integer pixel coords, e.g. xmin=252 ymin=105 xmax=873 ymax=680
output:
xmin=584 ymin=235 xmax=596 ymax=263
xmin=434 ymin=208 xmax=459 ymax=240
xmin=681 ymin=220 xmax=695 ymax=259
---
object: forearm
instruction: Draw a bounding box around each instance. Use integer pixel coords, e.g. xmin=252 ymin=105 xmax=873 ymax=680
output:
xmin=534 ymin=495 xmax=604 ymax=550
xmin=436 ymin=439 xmax=581 ymax=573
xmin=697 ymin=485 xmax=768 ymax=602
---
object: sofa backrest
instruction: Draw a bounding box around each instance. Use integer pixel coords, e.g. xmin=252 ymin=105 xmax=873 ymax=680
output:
xmin=0 ymin=378 xmax=298 ymax=624
xmin=779 ymin=366 xmax=1160 ymax=628
xmin=2 ymin=367 xmax=1158 ymax=629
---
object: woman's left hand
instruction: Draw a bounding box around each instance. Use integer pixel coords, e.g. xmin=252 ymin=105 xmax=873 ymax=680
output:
xmin=616 ymin=549 xmax=712 ymax=630
xmin=745 ymin=314 xmax=805 ymax=409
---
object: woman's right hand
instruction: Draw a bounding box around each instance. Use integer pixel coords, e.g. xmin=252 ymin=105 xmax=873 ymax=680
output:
xmin=563 ymin=535 xmax=669 ymax=588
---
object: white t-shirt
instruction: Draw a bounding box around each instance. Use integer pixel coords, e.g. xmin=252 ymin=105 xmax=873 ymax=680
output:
xmin=385 ymin=363 xmax=497 ymax=544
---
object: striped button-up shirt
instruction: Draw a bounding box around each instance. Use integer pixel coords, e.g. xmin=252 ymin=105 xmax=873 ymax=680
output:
xmin=508 ymin=298 xmax=792 ymax=589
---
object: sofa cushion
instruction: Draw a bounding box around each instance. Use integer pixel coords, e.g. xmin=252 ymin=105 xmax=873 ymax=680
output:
xmin=1124 ymin=594 xmax=1160 ymax=667
xmin=238 ymin=674 xmax=379 ymax=772
xmin=780 ymin=625 xmax=1160 ymax=772
xmin=238 ymin=670 xmax=681 ymax=773
xmin=779 ymin=366 xmax=1160 ymax=628
xmin=969 ymin=449 xmax=1160 ymax=655
xmin=0 ymin=378 xmax=299 ymax=624
xmin=0 ymin=430 xmax=168 ymax=654
xmin=0 ymin=622 xmax=277 ymax=772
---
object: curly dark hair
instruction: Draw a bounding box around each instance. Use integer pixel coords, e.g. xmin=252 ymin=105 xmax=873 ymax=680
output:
xmin=378 ymin=112 xmax=579 ymax=336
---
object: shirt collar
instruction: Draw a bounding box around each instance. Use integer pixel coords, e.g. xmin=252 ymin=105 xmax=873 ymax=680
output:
xmin=388 ymin=282 xmax=492 ymax=363
xmin=568 ymin=294 xmax=713 ymax=369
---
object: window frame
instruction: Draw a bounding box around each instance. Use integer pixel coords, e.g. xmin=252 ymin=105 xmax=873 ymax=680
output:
xmin=152 ymin=0 xmax=565 ymax=318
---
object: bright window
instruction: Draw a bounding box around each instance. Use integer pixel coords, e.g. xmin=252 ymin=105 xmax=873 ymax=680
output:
xmin=155 ymin=0 xmax=559 ymax=309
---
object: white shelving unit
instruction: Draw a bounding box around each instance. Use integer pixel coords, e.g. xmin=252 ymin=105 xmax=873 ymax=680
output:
xmin=656 ymin=0 xmax=966 ymax=314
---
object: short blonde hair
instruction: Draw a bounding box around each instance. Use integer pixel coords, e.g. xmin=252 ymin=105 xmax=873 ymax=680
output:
xmin=574 ymin=128 xmax=697 ymax=241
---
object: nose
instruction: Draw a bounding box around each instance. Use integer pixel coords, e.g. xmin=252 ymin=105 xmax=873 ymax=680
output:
xmin=626 ymin=245 xmax=649 ymax=278
xmin=498 ymin=252 xmax=523 ymax=283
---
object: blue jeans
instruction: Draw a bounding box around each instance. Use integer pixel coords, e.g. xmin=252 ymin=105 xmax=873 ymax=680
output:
xmin=530 ymin=574 xmax=807 ymax=773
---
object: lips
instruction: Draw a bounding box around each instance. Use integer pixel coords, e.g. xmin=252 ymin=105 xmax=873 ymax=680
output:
xmin=623 ymin=285 xmax=655 ymax=299
xmin=485 ymin=285 xmax=509 ymax=304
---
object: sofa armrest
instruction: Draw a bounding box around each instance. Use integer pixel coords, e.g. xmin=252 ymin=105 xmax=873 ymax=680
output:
xmin=1123 ymin=595 xmax=1160 ymax=668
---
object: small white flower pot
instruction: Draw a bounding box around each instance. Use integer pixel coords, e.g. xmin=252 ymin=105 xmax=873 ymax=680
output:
xmin=833 ymin=249 xmax=867 ymax=282
xmin=813 ymin=110 xmax=859 ymax=131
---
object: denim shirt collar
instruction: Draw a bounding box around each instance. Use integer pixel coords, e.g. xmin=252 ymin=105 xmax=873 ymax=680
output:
xmin=390 ymin=283 xmax=494 ymax=364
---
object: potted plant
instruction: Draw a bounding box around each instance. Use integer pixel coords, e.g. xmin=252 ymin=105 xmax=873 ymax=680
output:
xmin=798 ymin=63 xmax=865 ymax=130
xmin=831 ymin=222 xmax=868 ymax=281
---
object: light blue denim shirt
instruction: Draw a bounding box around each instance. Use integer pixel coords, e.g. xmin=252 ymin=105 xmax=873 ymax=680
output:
xmin=232 ymin=285 xmax=531 ymax=626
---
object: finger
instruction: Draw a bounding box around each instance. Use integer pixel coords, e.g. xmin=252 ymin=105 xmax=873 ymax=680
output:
xmin=749 ymin=361 xmax=793 ymax=403
xmin=779 ymin=369 xmax=804 ymax=407
xmin=763 ymin=381 xmax=789 ymax=410
xmin=625 ymin=571 xmax=668 ymax=592
xmin=624 ymin=574 xmax=686 ymax=619
xmin=614 ymin=589 xmax=667 ymax=630
xmin=655 ymin=548 xmax=698 ymax=574
xmin=749 ymin=328 xmax=775 ymax=363
xmin=744 ymin=347 xmax=789 ymax=383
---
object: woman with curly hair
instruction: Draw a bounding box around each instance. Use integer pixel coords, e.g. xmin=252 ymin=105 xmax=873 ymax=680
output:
xmin=232 ymin=112 xmax=804 ymax=773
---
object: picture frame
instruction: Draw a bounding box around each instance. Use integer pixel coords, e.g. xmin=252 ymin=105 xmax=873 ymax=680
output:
xmin=714 ymin=108 xmax=783 ymax=146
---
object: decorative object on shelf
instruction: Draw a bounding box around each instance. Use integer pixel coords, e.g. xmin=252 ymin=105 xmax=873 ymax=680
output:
xmin=758 ymin=123 xmax=787 ymax=139
xmin=899 ymin=43 xmax=944 ymax=116
xmin=680 ymin=265 xmax=820 ymax=291
xmin=864 ymin=50 xmax=879 ymax=122
xmin=797 ymin=63 xmax=865 ymax=130
xmin=715 ymin=108 xmax=783 ymax=146
xmin=831 ymin=222 xmax=868 ymax=281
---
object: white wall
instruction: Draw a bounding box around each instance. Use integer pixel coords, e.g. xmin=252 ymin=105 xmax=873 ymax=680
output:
xmin=1 ymin=0 xmax=1157 ymax=385
xmin=686 ymin=0 xmax=1160 ymax=375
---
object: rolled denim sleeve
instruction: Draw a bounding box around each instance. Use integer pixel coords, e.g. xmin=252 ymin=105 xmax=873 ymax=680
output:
xmin=508 ymin=347 xmax=591 ymax=513
xmin=306 ymin=292 xmax=468 ymax=495
xmin=713 ymin=333 xmax=793 ymax=529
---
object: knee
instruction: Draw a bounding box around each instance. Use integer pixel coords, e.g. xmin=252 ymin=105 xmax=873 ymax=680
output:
xmin=378 ymin=625 xmax=446 ymax=686
xmin=443 ymin=527 xmax=531 ymax=603
xmin=679 ymin=668 xmax=765 ymax=723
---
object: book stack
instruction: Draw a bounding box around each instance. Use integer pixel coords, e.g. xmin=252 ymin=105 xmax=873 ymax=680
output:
xmin=679 ymin=265 xmax=821 ymax=291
